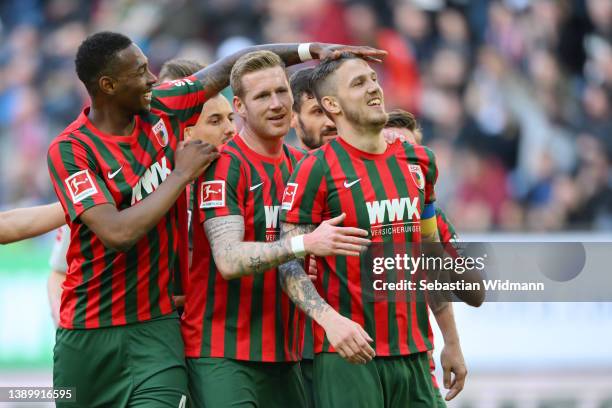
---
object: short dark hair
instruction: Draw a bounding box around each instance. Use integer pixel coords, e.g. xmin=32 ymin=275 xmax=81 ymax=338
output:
xmin=75 ymin=31 xmax=133 ymax=93
xmin=289 ymin=67 xmax=315 ymax=113
xmin=384 ymin=109 xmax=418 ymax=131
xmin=309 ymin=53 xmax=360 ymax=107
xmin=159 ymin=59 xmax=205 ymax=82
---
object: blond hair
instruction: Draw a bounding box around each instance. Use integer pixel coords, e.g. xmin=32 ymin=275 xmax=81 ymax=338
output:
xmin=230 ymin=50 xmax=285 ymax=97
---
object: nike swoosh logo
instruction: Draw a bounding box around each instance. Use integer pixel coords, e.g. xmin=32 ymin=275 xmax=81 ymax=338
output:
xmin=108 ymin=167 xmax=123 ymax=179
xmin=249 ymin=182 xmax=264 ymax=191
xmin=343 ymin=179 xmax=361 ymax=188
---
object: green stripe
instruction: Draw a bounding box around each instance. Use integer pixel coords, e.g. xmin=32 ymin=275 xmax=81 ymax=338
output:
xmin=124 ymin=246 xmax=139 ymax=322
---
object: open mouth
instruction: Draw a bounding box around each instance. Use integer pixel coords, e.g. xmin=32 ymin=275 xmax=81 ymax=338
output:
xmin=367 ymin=97 xmax=382 ymax=107
xmin=268 ymin=113 xmax=286 ymax=121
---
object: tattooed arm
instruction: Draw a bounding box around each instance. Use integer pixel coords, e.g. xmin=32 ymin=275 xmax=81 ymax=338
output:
xmin=204 ymin=213 xmax=369 ymax=280
xmin=192 ymin=43 xmax=387 ymax=99
xmin=279 ymin=222 xmax=375 ymax=364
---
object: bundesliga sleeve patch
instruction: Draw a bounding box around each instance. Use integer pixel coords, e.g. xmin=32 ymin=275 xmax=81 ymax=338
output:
xmin=65 ymin=169 xmax=98 ymax=204
xmin=281 ymin=183 xmax=298 ymax=210
xmin=200 ymin=180 xmax=226 ymax=209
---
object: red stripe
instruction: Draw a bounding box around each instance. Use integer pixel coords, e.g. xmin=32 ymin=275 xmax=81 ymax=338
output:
xmin=111 ymin=254 xmax=127 ymax=326
xmin=135 ymin=236 xmax=152 ymax=321
xmin=84 ymin=235 xmax=104 ymax=329
xmin=154 ymin=90 xmax=206 ymax=112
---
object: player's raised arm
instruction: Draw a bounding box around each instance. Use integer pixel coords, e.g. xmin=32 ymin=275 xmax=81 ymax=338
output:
xmin=278 ymin=222 xmax=375 ymax=365
xmin=0 ymin=202 xmax=65 ymax=245
xmin=192 ymin=42 xmax=387 ymax=99
xmin=204 ymin=212 xmax=369 ymax=280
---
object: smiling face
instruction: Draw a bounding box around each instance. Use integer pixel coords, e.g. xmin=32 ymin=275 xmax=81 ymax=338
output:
xmin=292 ymin=92 xmax=337 ymax=150
xmin=103 ymin=43 xmax=157 ymax=115
xmin=234 ymin=65 xmax=293 ymax=140
xmin=321 ymin=58 xmax=387 ymax=132
xmin=185 ymin=94 xmax=235 ymax=146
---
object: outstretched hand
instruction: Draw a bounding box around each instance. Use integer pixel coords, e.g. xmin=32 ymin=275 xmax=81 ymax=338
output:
xmin=313 ymin=44 xmax=387 ymax=63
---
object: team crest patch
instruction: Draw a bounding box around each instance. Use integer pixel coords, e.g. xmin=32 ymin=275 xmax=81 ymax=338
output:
xmin=408 ymin=164 xmax=425 ymax=190
xmin=65 ymin=169 xmax=97 ymax=204
xmin=281 ymin=183 xmax=298 ymax=210
xmin=200 ymin=180 xmax=225 ymax=209
xmin=152 ymin=119 xmax=169 ymax=147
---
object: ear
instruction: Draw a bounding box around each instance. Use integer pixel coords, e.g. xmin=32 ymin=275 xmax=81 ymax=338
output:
xmin=184 ymin=126 xmax=193 ymax=142
xmin=321 ymin=96 xmax=340 ymax=116
xmin=290 ymin=111 xmax=298 ymax=129
xmin=98 ymin=75 xmax=117 ymax=95
xmin=233 ymin=95 xmax=247 ymax=118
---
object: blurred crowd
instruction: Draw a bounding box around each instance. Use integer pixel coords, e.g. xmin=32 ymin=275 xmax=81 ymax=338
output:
xmin=0 ymin=0 xmax=610 ymax=232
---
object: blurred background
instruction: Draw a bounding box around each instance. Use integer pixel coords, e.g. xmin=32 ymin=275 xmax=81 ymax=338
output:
xmin=0 ymin=0 xmax=611 ymax=407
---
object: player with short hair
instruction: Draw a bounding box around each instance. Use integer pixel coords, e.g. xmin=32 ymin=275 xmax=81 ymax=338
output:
xmin=48 ymin=31 xmax=384 ymax=407
xmin=290 ymin=67 xmax=337 ymax=150
xmin=278 ymin=54 xmax=465 ymax=407
xmin=183 ymin=49 xmax=384 ymax=408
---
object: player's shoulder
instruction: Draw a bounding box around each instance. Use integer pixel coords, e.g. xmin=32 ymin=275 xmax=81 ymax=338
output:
xmin=399 ymin=141 xmax=436 ymax=167
xmin=49 ymin=113 xmax=90 ymax=150
xmin=283 ymin=144 xmax=306 ymax=162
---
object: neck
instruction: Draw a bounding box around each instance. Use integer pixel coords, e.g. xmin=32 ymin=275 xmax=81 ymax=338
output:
xmin=239 ymin=124 xmax=284 ymax=158
xmin=89 ymin=100 xmax=136 ymax=136
xmin=336 ymin=119 xmax=386 ymax=154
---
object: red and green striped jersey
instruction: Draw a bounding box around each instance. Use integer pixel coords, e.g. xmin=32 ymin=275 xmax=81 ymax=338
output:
xmin=47 ymin=76 xmax=206 ymax=330
xmin=183 ymin=135 xmax=306 ymax=362
xmin=436 ymin=207 xmax=457 ymax=243
xmin=280 ymin=137 xmax=438 ymax=357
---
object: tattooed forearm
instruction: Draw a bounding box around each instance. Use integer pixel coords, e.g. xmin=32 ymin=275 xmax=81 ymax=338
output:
xmin=193 ymin=43 xmax=303 ymax=98
xmin=203 ymin=215 xmax=304 ymax=279
xmin=278 ymin=222 xmax=333 ymax=321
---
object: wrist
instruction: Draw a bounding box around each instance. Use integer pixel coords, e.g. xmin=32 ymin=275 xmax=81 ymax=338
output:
xmin=309 ymin=43 xmax=323 ymax=59
xmin=290 ymin=234 xmax=307 ymax=257
xmin=316 ymin=307 xmax=337 ymax=328
xmin=169 ymin=169 xmax=191 ymax=187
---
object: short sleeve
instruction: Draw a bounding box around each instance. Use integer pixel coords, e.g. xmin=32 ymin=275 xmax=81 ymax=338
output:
xmin=47 ymin=138 xmax=115 ymax=222
xmin=280 ymin=154 xmax=327 ymax=225
xmin=197 ymin=152 xmax=245 ymax=222
xmin=435 ymin=207 xmax=457 ymax=243
xmin=152 ymin=75 xmax=206 ymax=126
xmin=49 ymin=225 xmax=70 ymax=273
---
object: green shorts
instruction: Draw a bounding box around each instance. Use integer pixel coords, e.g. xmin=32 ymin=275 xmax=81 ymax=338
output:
xmin=53 ymin=316 xmax=187 ymax=408
xmin=313 ymin=352 xmax=436 ymax=408
xmin=301 ymin=358 xmax=314 ymax=408
xmin=434 ymin=386 xmax=447 ymax=408
xmin=186 ymin=357 xmax=307 ymax=408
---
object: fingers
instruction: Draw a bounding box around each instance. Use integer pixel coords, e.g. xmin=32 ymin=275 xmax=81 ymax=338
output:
xmin=445 ymin=366 xmax=466 ymax=401
xmin=325 ymin=212 xmax=346 ymax=226
xmin=336 ymin=235 xmax=371 ymax=246
xmin=332 ymin=243 xmax=367 ymax=254
xmin=335 ymin=226 xmax=370 ymax=237
xmin=443 ymin=364 xmax=452 ymax=390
